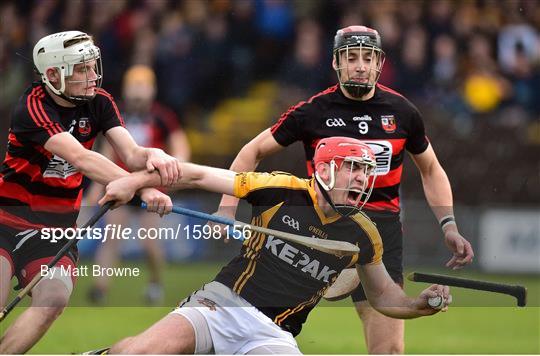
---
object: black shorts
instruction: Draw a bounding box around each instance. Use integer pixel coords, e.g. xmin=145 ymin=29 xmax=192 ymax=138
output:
xmin=351 ymin=213 xmax=403 ymax=302
xmin=0 ymin=224 xmax=78 ymax=289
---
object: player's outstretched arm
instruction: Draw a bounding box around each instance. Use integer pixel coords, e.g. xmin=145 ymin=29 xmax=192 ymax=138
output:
xmin=100 ymin=163 xmax=236 ymax=207
xmin=45 ymin=133 xmax=171 ymax=212
xmin=105 ymin=126 xmax=181 ymax=186
xmin=356 ymin=264 xmax=451 ymax=319
xmin=217 ymin=129 xmax=284 ymax=218
xmin=410 ymin=144 xmax=474 ymax=269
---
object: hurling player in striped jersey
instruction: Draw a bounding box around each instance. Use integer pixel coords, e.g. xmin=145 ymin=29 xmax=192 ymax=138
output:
xmin=0 ymin=31 xmax=177 ymax=353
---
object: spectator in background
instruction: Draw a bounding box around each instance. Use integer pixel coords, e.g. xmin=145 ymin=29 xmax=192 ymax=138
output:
xmin=428 ymin=34 xmax=471 ymax=132
xmin=227 ymin=0 xmax=257 ymax=96
xmin=88 ymin=1 xmax=127 ymax=96
xmin=497 ymin=43 xmax=540 ymax=127
xmin=426 ymin=0 xmax=454 ymax=38
xmin=276 ymin=19 xmax=330 ymax=107
xmin=0 ymin=3 xmax=31 ymax=116
xmin=432 ymin=34 xmax=458 ymax=88
xmin=192 ymin=13 xmax=231 ymax=109
xmin=497 ymin=15 xmax=540 ymax=123
xmin=372 ymin=13 xmax=400 ymax=86
xmin=254 ymin=0 xmax=294 ymax=79
xmin=155 ymin=12 xmax=198 ymax=116
xmin=462 ymin=34 xmax=511 ymax=116
xmin=396 ymin=25 xmax=429 ymax=97
xmin=497 ymin=18 xmax=539 ymax=74
xmin=87 ymin=65 xmax=190 ymax=305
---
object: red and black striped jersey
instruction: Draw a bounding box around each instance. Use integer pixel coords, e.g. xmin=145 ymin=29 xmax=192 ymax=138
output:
xmin=214 ymin=172 xmax=382 ymax=337
xmin=0 ymin=82 xmax=124 ymax=230
xmin=270 ymin=84 xmax=429 ymax=214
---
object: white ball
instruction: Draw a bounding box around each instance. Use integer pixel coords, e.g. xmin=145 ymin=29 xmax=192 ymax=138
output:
xmin=428 ymin=296 xmax=444 ymax=309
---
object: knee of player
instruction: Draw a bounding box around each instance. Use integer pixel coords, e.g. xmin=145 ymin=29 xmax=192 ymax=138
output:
xmin=32 ymin=288 xmax=70 ymax=310
xmin=29 ymin=304 xmax=66 ymax=326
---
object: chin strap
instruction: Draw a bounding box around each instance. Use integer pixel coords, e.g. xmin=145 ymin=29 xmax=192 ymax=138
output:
xmin=59 ymin=92 xmax=93 ymax=105
xmin=342 ymin=81 xmax=373 ymax=98
xmin=42 ymin=81 xmax=93 ymax=106
xmin=314 ymin=177 xmax=358 ymax=217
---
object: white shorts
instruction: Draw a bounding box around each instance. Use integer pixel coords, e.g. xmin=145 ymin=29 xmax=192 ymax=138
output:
xmin=171 ymin=281 xmax=300 ymax=354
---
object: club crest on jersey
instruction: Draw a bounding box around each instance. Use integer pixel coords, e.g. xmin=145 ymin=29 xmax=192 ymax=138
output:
xmin=380 ymin=115 xmax=396 ymax=133
xmin=78 ymin=118 xmax=91 ymax=136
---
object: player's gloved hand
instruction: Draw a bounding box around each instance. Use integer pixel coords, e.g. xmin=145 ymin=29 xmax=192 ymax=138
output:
xmin=140 ymin=188 xmax=172 ymax=217
xmin=414 ymin=284 xmax=452 ymax=315
xmin=145 ymin=148 xmax=182 ymax=186
xmin=99 ymin=176 xmax=138 ymax=209
xmin=443 ymin=228 xmax=474 ymax=270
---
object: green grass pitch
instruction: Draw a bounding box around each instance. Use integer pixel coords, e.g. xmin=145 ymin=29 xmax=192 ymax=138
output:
xmin=1 ymin=262 xmax=538 ymax=354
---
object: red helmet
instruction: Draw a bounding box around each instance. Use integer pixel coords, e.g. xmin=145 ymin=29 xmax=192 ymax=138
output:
xmin=313 ymin=137 xmax=376 ymax=215
xmin=314 ymin=136 xmax=376 ymax=169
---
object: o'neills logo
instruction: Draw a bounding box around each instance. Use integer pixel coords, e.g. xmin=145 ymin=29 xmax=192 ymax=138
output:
xmin=309 ymin=225 xmax=328 ymax=240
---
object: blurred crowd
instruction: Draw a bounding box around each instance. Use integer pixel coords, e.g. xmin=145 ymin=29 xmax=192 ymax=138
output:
xmin=0 ymin=0 xmax=539 ymax=204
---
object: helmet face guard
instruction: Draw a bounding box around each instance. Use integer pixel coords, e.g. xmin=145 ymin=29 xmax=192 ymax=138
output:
xmin=314 ymin=137 xmax=377 ymax=216
xmin=33 ymin=31 xmax=103 ymax=104
xmin=316 ymin=156 xmax=376 ymax=216
xmin=333 ymin=26 xmax=385 ymax=98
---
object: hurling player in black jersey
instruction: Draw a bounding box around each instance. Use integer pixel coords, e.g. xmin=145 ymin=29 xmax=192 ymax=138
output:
xmin=0 ymin=31 xmax=178 ymax=354
xmin=215 ymin=26 xmax=474 ymax=353
xmin=98 ymin=136 xmax=451 ymax=354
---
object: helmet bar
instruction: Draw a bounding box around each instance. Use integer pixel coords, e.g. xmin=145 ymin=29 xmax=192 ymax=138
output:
xmin=335 ymin=44 xmax=385 ymax=98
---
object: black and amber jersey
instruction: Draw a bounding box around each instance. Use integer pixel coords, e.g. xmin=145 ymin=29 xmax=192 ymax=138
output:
xmin=270 ymin=84 xmax=429 ymax=214
xmin=0 ymin=82 xmax=124 ymax=230
xmin=214 ymin=172 xmax=382 ymax=337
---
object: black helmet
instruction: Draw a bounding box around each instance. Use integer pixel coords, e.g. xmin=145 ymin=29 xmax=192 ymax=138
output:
xmin=333 ymin=26 xmax=382 ymax=53
xmin=333 ymin=26 xmax=385 ymax=98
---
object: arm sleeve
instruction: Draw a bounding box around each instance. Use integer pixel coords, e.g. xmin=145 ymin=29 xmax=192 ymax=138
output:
xmin=270 ymin=101 xmax=312 ymax=147
xmin=405 ymin=105 xmax=429 ymax=154
xmin=11 ymin=96 xmax=65 ymax=146
xmin=233 ymin=172 xmax=307 ymax=206
xmin=94 ymin=90 xmax=125 ymax=134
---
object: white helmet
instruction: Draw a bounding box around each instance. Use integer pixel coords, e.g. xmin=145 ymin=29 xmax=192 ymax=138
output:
xmin=33 ymin=31 xmax=103 ymax=103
